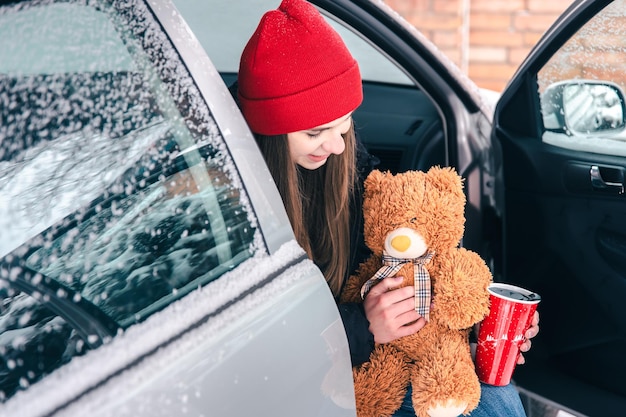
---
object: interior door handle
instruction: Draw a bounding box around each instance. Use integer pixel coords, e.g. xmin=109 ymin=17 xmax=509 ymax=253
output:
xmin=590 ymin=165 xmax=625 ymax=194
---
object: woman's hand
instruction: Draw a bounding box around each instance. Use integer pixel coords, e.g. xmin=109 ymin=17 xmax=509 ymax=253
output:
xmin=517 ymin=310 xmax=540 ymax=365
xmin=363 ymin=275 xmax=426 ymax=344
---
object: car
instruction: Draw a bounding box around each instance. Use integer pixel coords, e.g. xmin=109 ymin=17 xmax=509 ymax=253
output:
xmin=1 ymin=0 xmax=625 ymax=416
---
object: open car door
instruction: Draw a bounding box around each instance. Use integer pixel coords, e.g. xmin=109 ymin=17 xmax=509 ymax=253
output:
xmin=493 ymin=0 xmax=626 ymax=415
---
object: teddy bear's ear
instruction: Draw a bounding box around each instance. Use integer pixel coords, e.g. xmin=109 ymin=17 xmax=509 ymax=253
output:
xmin=364 ymin=169 xmax=386 ymax=196
xmin=426 ymin=166 xmax=465 ymax=198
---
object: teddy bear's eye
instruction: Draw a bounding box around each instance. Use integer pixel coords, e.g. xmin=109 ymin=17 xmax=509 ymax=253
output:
xmin=410 ymin=217 xmax=417 ymax=223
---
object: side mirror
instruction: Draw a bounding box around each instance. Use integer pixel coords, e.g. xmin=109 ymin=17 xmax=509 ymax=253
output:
xmin=541 ymin=80 xmax=626 ymax=136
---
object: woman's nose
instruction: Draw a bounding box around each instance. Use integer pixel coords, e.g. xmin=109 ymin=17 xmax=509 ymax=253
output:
xmin=322 ymin=130 xmax=345 ymax=155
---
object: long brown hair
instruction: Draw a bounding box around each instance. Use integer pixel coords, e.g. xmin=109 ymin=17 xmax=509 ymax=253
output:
xmin=255 ymin=125 xmax=357 ymax=296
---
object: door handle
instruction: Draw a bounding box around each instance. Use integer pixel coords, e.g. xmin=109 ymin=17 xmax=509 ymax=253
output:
xmin=590 ymin=165 xmax=625 ymax=194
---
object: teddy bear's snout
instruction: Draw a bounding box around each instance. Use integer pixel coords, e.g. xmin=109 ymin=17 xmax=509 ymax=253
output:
xmin=384 ymin=227 xmax=427 ymax=259
xmin=390 ymin=235 xmax=411 ymax=252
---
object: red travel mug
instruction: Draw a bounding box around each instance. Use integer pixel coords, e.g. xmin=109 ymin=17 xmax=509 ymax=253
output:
xmin=475 ymin=283 xmax=541 ymax=386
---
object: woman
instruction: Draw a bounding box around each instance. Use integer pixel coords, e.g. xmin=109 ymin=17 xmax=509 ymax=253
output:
xmin=236 ymin=0 xmax=539 ymax=416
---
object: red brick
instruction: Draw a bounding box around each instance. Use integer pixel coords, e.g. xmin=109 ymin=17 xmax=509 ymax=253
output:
xmin=408 ymin=14 xmax=464 ymax=30
xmin=381 ymin=0 xmax=594 ymax=93
xmin=523 ymin=32 xmax=545 ymax=46
xmin=433 ymin=0 xmax=463 ymax=14
xmin=470 ymin=30 xmax=525 ymax=47
xmin=471 ymin=0 xmax=525 ymax=12
xmin=384 ymin=0 xmax=414 ymax=14
xmin=432 ymin=31 xmax=463 ymax=48
xmin=537 ymin=67 xmax=584 ymax=90
xmin=509 ymin=47 xmax=533 ymax=65
xmin=470 ymin=13 xmax=511 ymax=30
xmin=385 ymin=0 xmax=431 ymax=14
xmin=513 ymin=13 xmax=561 ymax=32
xmin=475 ymin=78 xmax=508 ymax=92
xmin=469 ymin=63 xmax=519 ymax=80
xmin=527 ymin=0 xmax=573 ymax=14
xmin=469 ymin=46 xmax=508 ymax=63
xmin=577 ymin=32 xmax=626 ymax=50
xmin=562 ymin=50 xmax=626 ymax=71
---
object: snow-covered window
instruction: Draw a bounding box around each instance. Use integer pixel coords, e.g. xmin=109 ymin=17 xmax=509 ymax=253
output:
xmin=0 ymin=0 xmax=258 ymax=401
xmin=538 ymin=0 xmax=626 ymax=155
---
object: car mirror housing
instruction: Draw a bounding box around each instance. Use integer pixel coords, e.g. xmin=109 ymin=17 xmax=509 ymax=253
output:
xmin=541 ymin=80 xmax=626 ymax=136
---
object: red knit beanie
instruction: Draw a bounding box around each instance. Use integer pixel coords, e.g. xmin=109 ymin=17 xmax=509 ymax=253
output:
xmin=238 ymin=0 xmax=363 ymax=136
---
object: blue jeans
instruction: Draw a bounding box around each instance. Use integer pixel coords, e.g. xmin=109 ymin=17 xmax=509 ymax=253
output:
xmin=392 ymin=382 xmax=527 ymax=417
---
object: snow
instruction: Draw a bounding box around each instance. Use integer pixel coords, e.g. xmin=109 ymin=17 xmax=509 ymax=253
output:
xmin=0 ymin=121 xmax=171 ymax=258
xmin=543 ymin=131 xmax=626 ymax=157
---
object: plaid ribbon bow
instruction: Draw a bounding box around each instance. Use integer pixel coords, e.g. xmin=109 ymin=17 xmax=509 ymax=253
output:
xmin=360 ymin=251 xmax=434 ymax=321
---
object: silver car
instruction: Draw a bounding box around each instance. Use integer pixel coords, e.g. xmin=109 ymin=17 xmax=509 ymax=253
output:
xmin=2 ymin=0 xmax=626 ymax=416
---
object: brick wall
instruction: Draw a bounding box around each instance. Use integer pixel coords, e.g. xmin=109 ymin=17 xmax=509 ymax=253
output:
xmin=384 ymin=0 xmax=573 ymax=91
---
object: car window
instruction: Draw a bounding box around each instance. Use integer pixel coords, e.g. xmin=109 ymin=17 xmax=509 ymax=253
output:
xmin=0 ymin=0 xmax=257 ymax=401
xmin=538 ymin=0 xmax=626 ymax=155
xmin=327 ymin=18 xmax=412 ymax=85
xmin=172 ymin=0 xmax=413 ymax=85
xmin=0 ymin=4 xmax=134 ymax=74
xmin=0 ymin=291 xmax=76 ymax=401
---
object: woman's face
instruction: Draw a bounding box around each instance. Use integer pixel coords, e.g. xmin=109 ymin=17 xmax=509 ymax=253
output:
xmin=287 ymin=113 xmax=352 ymax=170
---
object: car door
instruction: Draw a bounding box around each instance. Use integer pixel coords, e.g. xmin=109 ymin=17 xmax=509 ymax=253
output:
xmin=492 ymin=0 xmax=626 ymax=415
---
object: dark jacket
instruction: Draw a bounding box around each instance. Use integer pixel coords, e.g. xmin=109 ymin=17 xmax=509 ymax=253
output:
xmin=336 ymin=138 xmax=379 ymax=366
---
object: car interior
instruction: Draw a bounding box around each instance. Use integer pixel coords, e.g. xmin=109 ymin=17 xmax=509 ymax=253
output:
xmin=221 ymin=73 xmax=446 ymax=175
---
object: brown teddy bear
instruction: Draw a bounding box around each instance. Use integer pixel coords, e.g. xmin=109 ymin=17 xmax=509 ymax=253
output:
xmin=341 ymin=167 xmax=492 ymax=417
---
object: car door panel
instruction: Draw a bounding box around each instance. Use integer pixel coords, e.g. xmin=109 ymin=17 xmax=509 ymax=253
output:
xmin=498 ymin=96 xmax=626 ymax=417
xmin=493 ymin=0 xmax=626 ymax=414
xmin=85 ymin=257 xmax=354 ymax=417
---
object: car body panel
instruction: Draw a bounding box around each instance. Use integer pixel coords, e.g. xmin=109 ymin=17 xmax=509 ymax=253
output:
xmin=493 ymin=0 xmax=626 ymax=415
